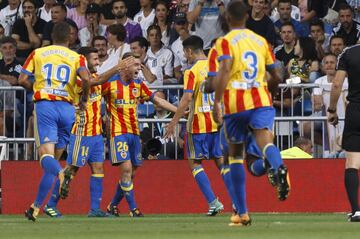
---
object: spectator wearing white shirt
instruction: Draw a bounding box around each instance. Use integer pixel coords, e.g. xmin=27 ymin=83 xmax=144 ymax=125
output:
xmin=130 ymin=36 xmax=156 ymax=84
xmin=134 ymin=0 xmax=156 ymax=38
xmin=0 ymin=0 xmax=23 ymax=36
xmin=97 ymin=23 xmax=130 ymax=74
xmin=38 ymin=0 xmax=56 ymax=22
xmin=303 ymin=53 xmax=348 ymax=157
xmin=172 ymin=12 xmax=190 ymax=82
xmin=78 ymin=3 xmax=106 ymax=47
xmin=145 ymin=24 xmax=174 ymax=86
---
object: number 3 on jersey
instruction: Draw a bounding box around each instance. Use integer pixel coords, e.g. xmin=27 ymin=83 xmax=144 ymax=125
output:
xmin=42 ymin=63 xmax=71 ymax=88
xmin=242 ymin=51 xmax=258 ymax=82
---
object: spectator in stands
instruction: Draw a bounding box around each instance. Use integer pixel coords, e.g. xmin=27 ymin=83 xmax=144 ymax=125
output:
xmin=288 ymin=37 xmax=319 ymax=83
xmin=172 ymin=11 xmax=190 ymax=82
xmin=273 ymin=0 xmax=307 ymax=40
xmin=11 ymin=0 xmax=47 ymax=63
xmin=178 ymin=0 xmax=191 ymax=12
xmin=274 ymin=22 xmax=296 ymax=67
xmin=246 ymin=0 xmax=276 ymax=46
xmin=42 ymin=3 xmax=77 ymax=46
xmin=329 ymin=35 xmax=345 ymax=56
xmin=304 ymin=53 xmax=348 ymax=158
xmin=68 ymin=21 xmax=81 ymax=51
xmin=187 ymin=0 xmax=228 ymax=51
xmin=78 ymin=3 xmax=106 ymax=47
xmin=134 ymin=0 xmax=156 ymax=37
xmin=100 ymin=0 xmax=141 ymax=20
xmin=109 ymin=0 xmax=142 ymax=43
xmin=0 ymin=77 xmax=15 ymax=137
xmin=309 ymin=19 xmax=331 ymax=60
xmin=67 ymin=0 xmax=89 ymax=30
xmin=0 ymin=0 xmax=23 ymax=36
xmin=332 ymin=3 xmax=360 ymax=46
xmin=271 ymin=0 xmax=301 ymax=22
xmin=153 ymin=1 xmax=171 ymax=47
xmin=145 ymin=25 xmax=174 ymax=86
xmin=38 ymin=0 xmax=57 ymax=22
xmin=91 ymin=35 xmax=108 ymax=65
xmin=0 ymin=37 xmax=22 ymax=136
xmin=0 ymin=24 xmax=4 ymax=42
xmin=97 ymin=23 xmax=130 ymax=73
xmin=141 ymin=91 xmax=184 ymax=159
xmin=298 ymin=0 xmax=328 ymax=24
xmin=130 ymin=36 xmax=156 ymax=84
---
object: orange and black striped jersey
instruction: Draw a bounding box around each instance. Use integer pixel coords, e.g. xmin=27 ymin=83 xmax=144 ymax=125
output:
xmin=215 ymin=29 xmax=275 ymax=115
xmin=102 ymin=75 xmax=154 ymax=137
xmin=184 ymin=59 xmax=218 ymax=134
xmin=21 ymin=45 xmax=87 ymax=103
xmin=207 ymin=44 xmax=219 ymax=77
xmin=71 ymin=74 xmax=102 ymax=136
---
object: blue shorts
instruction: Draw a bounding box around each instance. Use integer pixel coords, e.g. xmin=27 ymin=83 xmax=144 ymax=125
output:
xmin=187 ymin=132 xmax=222 ymax=160
xmin=109 ymin=134 xmax=142 ymax=166
xmin=220 ymin=127 xmax=262 ymax=158
xmin=223 ymin=107 xmax=275 ymax=144
xmin=34 ymin=101 xmax=75 ymax=149
xmin=67 ymin=134 xmax=104 ymax=167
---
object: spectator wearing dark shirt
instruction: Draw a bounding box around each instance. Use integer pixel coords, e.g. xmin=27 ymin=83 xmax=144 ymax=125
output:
xmin=329 ymin=35 xmax=345 ymax=57
xmin=332 ymin=3 xmax=360 ymax=46
xmin=246 ymin=0 xmax=276 ymax=46
xmin=274 ymin=21 xmax=296 ymax=67
xmin=42 ymin=3 xmax=76 ymax=46
xmin=99 ymin=0 xmax=140 ymax=20
xmin=11 ymin=0 xmax=46 ymax=62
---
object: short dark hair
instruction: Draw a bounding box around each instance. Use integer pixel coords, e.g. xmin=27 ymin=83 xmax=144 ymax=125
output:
xmin=226 ymin=0 xmax=249 ymax=22
xmin=78 ymin=47 xmax=98 ymax=57
xmin=280 ymin=21 xmax=295 ymax=31
xmin=23 ymin=0 xmax=37 ymax=8
xmin=338 ymin=3 xmax=353 ymax=13
xmin=51 ymin=22 xmax=70 ymax=44
xmin=146 ymin=24 xmax=161 ymax=37
xmin=107 ymin=24 xmax=126 ymax=42
xmin=112 ymin=0 xmax=127 ymax=8
xmin=91 ymin=35 xmax=108 ymax=46
xmin=183 ymin=35 xmax=203 ymax=52
xmin=330 ymin=35 xmax=345 ymax=44
xmin=278 ymin=0 xmax=291 ymax=5
xmin=122 ymin=52 xmax=140 ymax=60
xmin=0 ymin=36 xmax=17 ymax=47
xmin=309 ymin=19 xmax=324 ymax=31
xmin=52 ymin=2 xmax=67 ymax=13
xmin=130 ymin=36 xmax=149 ymax=51
xmin=294 ymin=136 xmax=312 ymax=148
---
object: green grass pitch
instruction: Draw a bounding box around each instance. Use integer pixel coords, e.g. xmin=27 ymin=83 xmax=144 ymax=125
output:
xmin=0 ymin=214 xmax=358 ymax=239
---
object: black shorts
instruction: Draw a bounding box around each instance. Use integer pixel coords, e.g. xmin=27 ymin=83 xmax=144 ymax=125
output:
xmin=342 ymin=103 xmax=360 ymax=152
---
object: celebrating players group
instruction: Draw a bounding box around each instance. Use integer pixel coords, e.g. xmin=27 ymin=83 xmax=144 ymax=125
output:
xmin=21 ymin=1 xmax=290 ymax=227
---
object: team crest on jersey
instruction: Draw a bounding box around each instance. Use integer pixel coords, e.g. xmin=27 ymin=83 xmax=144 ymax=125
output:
xmin=132 ymin=88 xmax=139 ymax=97
xmin=81 ymin=157 xmax=86 ymax=165
xmin=137 ymin=153 xmax=142 ymax=161
xmin=121 ymin=150 xmax=127 ymax=159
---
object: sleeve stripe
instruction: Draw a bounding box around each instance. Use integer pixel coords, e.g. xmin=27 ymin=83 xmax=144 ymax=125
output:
xmin=21 ymin=69 xmax=33 ymax=76
xmin=77 ymin=67 xmax=87 ymax=74
xmin=218 ymin=55 xmax=232 ymax=61
xmin=184 ymin=89 xmax=194 ymax=93
xmin=208 ymin=72 xmax=217 ymax=77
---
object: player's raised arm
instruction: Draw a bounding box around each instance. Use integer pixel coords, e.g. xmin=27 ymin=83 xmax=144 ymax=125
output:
xmin=152 ymin=95 xmax=177 ymax=113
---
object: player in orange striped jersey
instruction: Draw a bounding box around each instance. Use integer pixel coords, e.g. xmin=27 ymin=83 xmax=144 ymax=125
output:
xmin=104 ymin=52 xmax=177 ymax=217
xmin=19 ymin=22 xmax=91 ymax=222
xmin=164 ymin=36 xmax=225 ymax=216
xmin=41 ymin=47 xmax=135 ymax=218
xmin=213 ymin=1 xmax=290 ymax=226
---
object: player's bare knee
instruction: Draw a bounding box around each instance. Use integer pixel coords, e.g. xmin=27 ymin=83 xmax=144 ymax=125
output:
xmin=90 ymin=163 xmax=104 ymax=174
xmin=38 ymin=143 xmax=55 ymax=158
xmin=345 ymin=152 xmax=360 ymax=169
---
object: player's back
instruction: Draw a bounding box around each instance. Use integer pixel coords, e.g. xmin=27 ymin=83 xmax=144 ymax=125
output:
xmin=22 ymin=45 xmax=86 ymax=103
xmin=216 ymin=29 xmax=275 ymax=114
xmin=184 ymin=59 xmax=218 ymax=134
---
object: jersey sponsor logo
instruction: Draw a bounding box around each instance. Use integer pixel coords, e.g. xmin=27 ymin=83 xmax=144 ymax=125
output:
xmin=114 ymin=99 xmax=136 ymax=106
xmin=198 ymin=106 xmax=213 ymax=113
xmin=89 ymin=92 xmax=101 ymax=102
xmin=41 ymin=88 xmax=69 ymax=97
xmin=137 ymin=153 xmax=142 ymax=161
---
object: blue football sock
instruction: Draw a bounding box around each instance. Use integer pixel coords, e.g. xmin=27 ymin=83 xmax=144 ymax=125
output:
xmin=40 ymin=154 xmax=62 ymax=176
xmin=263 ymin=144 xmax=283 ymax=170
xmin=46 ymin=179 xmax=60 ymax=208
xmin=90 ymin=174 xmax=104 ymax=210
xmin=192 ymin=165 xmax=216 ymax=204
xmin=250 ymin=159 xmax=267 ymax=176
xmin=220 ymin=165 xmax=237 ymax=210
xmin=110 ymin=182 xmax=125 ymax=206
xmin=34 ymin=172 xmax=56 ymax=208
xmin=229 ymin=156 xmax=247 ymax=215
xmin=120 ymin=181 xmax=137 ymax=210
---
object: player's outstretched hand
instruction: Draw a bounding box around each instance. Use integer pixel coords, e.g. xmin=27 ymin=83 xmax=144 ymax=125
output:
xmin=213 ymin=102 xmax=223 ymax=125
xmin=164 ymin=121 xmax=176 ymax=139
xmin=328 ymin=112 xmax=339 ymax=126
xmin=118 ymin=56 xmax=135 ymax=75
